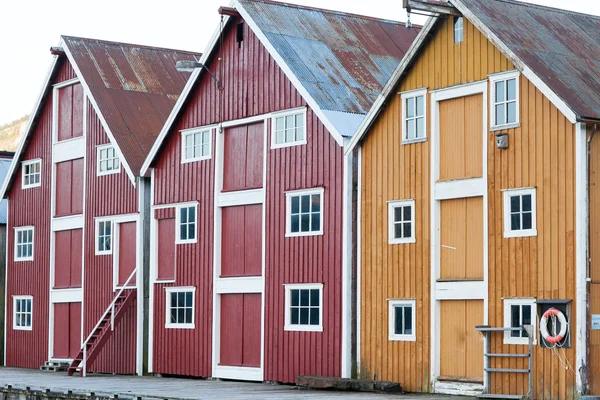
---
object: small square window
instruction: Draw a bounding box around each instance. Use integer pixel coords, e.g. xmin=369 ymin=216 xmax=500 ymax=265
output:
xmin=15 ymin=226 xmax=34 ymax=261
xmin=400 ymin=89 xmax=427 ymax=143
xmin=181 ymin=129 xmax=211 ymax=163
xmin=503 ymin=188 xmax=536 ymax=238
xmin=284 ymin=283 xmax=323 ymax=332
xmin=13 ymin=296 xmax=33 ymax=330
xmin=22 ymin=159 xmax=42 ymax=189
xmin=286 ymin=188 xmax=323 ymax=237
xmin=97 ymin=145 xmax=120 ymax=176
xmin=454 ymin=16 xmax=464 ymax=43
xmin=389 ymin=299 xmax=416 ymax=341
xmin=503 ymin=298 xmax=536 ymax=344
xmin=388 ymin=200 xmax=415 ymax=244
xmin=96 ymin=219 xmax=112 ymax=255
xmin=176 ymin=205 xmax=197 ymax=244
xmin=490 ymin=71 xmax=520 ymax=130
xmin=165 ymin=287 xmax=195 ymax=329
xmin=272 ymin=109 xmax=306 ymax=148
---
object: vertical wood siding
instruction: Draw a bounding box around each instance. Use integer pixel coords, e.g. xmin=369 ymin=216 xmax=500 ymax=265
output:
xmin=359 ymin=16 xmax=577 ymax=399
xmin=151 ymin=17 xmax=344 ymax=382
xmin=83 ymin=101 xmax=138 ymax=374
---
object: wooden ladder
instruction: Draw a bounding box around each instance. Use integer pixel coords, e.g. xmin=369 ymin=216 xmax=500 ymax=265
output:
xmin=67 ymin=269 xmax=137 ymax=376
xmin=475 ymin=325 xmax=534 ymax=400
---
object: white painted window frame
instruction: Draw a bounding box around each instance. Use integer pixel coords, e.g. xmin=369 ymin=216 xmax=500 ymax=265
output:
xmin=21 ymin=159 xmax=42 ymax=189
xmin=271 ymin=107 xmax=307 ymax=149
xmin=180 ymin=127 xmax=212 ymax=163
xmin=388 ymin=199 xmax=416 ymax=244
xmin=165 ymin=286 xmax=196 ymax=329
xmin=14 ymin=226 xmax=34 ymax=262
xmin=388 ymin=299 xmax=416 ymax=341
xmin=489 ymin=70 xmax=520 ymax=131
xmin=503 ymin=187 xmax=537 ymax=238
xmin=454 ymin=16 xmax=464 ymax=43
xmin=400 ymin=88 xmax=427 ymax=144
xmin=95 ymin=218 xmax=113 ymax=255
xmin=503 ymin=298 xmax=537 ymax=345
xmin=176 ymin=203 xmax=198 ymax=244
xmin=284 ymin=283 xmax=323 ymax=332
xmin=285 ymin=187 xmax=324 ymax=237
xmin=13 ymin=295 xmax=33 ymax=331
xmin=96 ymin=143 xmax=121 ymax=176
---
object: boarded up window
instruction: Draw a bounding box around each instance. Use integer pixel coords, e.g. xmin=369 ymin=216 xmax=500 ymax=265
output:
xmin=55 ymin=158 xmax=84 ymax=217
xmin=57 ymin=83 xmax=84 ymax=142
xmin=54 ymin=229 xmax=82 ymax=289
xmin=222 ymin=122 xmax=263 ymax=192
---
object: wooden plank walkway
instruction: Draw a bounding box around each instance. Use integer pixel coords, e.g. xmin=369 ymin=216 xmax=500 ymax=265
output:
xmin=0 ymin=368 xmax=468 ymax=399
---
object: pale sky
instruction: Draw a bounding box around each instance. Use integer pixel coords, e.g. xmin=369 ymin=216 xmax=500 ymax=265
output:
xmin=0 ymin=0 xmax=598 ymax=126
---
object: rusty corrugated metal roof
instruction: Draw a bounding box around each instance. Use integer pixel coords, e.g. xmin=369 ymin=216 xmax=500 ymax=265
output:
xmin=238 ymin=0 xmax=420 ymax=136
xmin=459 ymin=0 xmax=600 ymax=121
xmin=63 ymin=36 xmax=200 ymax=175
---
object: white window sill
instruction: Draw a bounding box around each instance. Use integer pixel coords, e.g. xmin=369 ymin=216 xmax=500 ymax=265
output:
xmin=176 ymin=239 xmax=197 ymax=245
xmin=491 ymin=122 xmax=520 ymax=132
xmin=271 ymin=140 xmax=307 ymax=150
xmin=503 ymin=337 xmax=536 ymax=345
xmin=181 ymin=156 xmax=211 ymax=164
xmin=504 ymin=229 xmax=537 ymax=238
xmin=22 ymin=183 xmax=41 ymax=190
xmin=97 ymin=169 xmax=120 ymax=177
xmin=389 ymin=334 xmax=416 ymax=342
xmin=401 ymin=137 xmax=428 ymax=145
xmin=95 ymin=250 xmax=112 ymax=256
xmin=284 ymin=324 xmax=323 ymax=332
xmin=285 ymin=231 xmax=324 ymax=238
xmin=15 ymin=258 xmax=34 ymax=262
xmin=389 ymin=237 xmax=416 ymax=245
xmin=165 ymin=323 xmax=195 ymax=329
xmin=13 ymin=326 xmax=33 ymax=331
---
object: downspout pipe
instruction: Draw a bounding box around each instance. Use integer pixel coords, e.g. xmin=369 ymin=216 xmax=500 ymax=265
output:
xmin=585 ymin=123 xmax=597 ymax=395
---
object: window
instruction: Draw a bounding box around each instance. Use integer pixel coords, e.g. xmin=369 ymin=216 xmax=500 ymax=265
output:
xmin=97 ymin=144 xmax=120 ymax=176
xmin=15 ymin=226 xmax=34 ymax=261
xmin=503 ymin=188 xmax=536 ymax=238
xmin=13 ymin=296 xmax=33 ymax=330
xmin=401 ymin=89 xmax=427 ymax=143
xmin=96 ymin=219 xmax=112 ymax=255
xmin=165 ymin=287 xmax=195 ymax=329
xmin=176 ymin=204 xmax=197 ymax=244
xmin=22 ymin=159 xmax=42 ymax=189
xmin=284 ymin=283 xmax=323 ymax=332
xmin=389 ymin=299 xmax=416 ymax=341
xmin=504 ymin=298 xmax=536 ymax=344
xmin=286 ymin=188 xmax=323 ymax=237
xmin=181 ymin=129 xmax=211 ymax=163
xmin=272 ymin=109 xmax=306 ymax=148
xmin=454 ymin=16 xmax=464 ymax=43
xmin=490 ymin=71 xmax=520 ymax=129
xmin=388 ymin=200 xmax=415 ymax=244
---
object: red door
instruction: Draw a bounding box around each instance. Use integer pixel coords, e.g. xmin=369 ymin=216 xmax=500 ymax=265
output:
xmin=53 ymin=302 xmax=82 ymax=359
xmin=222 ymin=122 xmax=264 ymax=192
xmin=54 ymin=229 xmax=82 ymax=289
xmin=220 ymin=294 xmax=261 ymax=367
xmin=117 ymin=222 xmax=137 ymax=287
xmin=221 ymin=205 xmax=262 ymax=277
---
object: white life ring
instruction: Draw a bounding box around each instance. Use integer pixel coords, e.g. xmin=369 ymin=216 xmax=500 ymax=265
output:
xmin=540 ymin=307 xmax=567 ymax=345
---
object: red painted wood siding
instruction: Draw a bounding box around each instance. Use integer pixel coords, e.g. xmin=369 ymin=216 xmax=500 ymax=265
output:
xmin=222 ymin=123 xmax=264 ymax=192
xmin=118 ymin=222 xmax=137 ymax=286
xmin=54 ymin=229 xmax=82 ymax=289
xmin=53 ymin=302 xmax=81 ymax=359
xmin=220 ymin=293 xmax=261 ymax=368
xmin=83 ymin=101 xmax=138 ymax=374
xmin=55 ymin=158 xmax=84 ymax=217
xmin=221 ymin=204 xmax=262 ymax=277
xmin=157 ymin=218 xmax=176 ymax=281
xmin=151 ymin=17 xmax=344 ymax=382
xmin=57 ymin=83 xmax=84 ymax=142
xmin=3 ymin=59 xmax=76 ymax=368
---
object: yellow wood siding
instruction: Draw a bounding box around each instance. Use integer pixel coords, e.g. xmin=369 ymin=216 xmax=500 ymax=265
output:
xmin=359 ymin=15 xmax=578 ymax=399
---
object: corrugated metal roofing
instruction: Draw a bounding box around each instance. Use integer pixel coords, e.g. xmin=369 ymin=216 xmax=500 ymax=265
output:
xmin=62 ymin=36 xmax=200 ymax=174
xmin=238 ymin=0 xmax=420 ymax=136
xmin=460 ymin=0 xmax=600 ymax=121
xmin=0 ymin=156 xmax=13 ymax=223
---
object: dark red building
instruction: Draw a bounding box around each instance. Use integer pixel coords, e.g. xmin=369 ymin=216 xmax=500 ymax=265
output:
xmin=0 ymin=37 xmax=196 ymax=374
xmin=142 ymin=0 xmax=419 ymax=382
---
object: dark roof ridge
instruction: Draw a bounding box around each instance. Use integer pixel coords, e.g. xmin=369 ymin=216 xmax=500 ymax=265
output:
xmin=239 ymin=0 xmax=418 ymax=27
xmin=484 ymin=0 xmax=600 ymax=20
xmin=61 ymin=35 xmax=201 ymax=57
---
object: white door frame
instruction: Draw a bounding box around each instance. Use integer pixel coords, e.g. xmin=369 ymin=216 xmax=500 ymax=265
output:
xmin=429 ymin=80 xmax=489 ymax=395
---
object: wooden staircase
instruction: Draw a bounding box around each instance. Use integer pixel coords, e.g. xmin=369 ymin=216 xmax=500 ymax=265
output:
xmin=67 ymin=270 xmax=137 ymax=377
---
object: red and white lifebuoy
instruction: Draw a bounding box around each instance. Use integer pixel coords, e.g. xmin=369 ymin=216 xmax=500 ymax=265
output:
xmin=540 ymin=308 xmax=568 ymax=345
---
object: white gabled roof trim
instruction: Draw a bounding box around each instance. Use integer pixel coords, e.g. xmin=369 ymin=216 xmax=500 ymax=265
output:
xmin=0 ymin=56 xmax=60 ymax=200
xmin=61 ymin=40 xmax=137 ymax=186
xmin=345 ymin=16 xmax=438 ymax=155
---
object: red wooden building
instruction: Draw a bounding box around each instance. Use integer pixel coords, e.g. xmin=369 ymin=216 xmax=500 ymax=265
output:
xmin=0 ymin=37 xmax=196 ymax=374
xmin=141 ymin=0 xmax=419 ymax=382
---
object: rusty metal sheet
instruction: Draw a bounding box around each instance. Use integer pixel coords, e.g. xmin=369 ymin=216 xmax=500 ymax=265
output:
xmin=237 ymin=0 xmax=420 ymax=136
xmin=62 ymin=36 xmax=200 ymax=175
xmin=460 ymin=0 xmax=600 ymax=121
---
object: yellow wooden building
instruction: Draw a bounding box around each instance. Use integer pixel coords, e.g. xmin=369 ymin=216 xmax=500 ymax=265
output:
xmin=346 ymin=0 xmax=600 ymax=398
